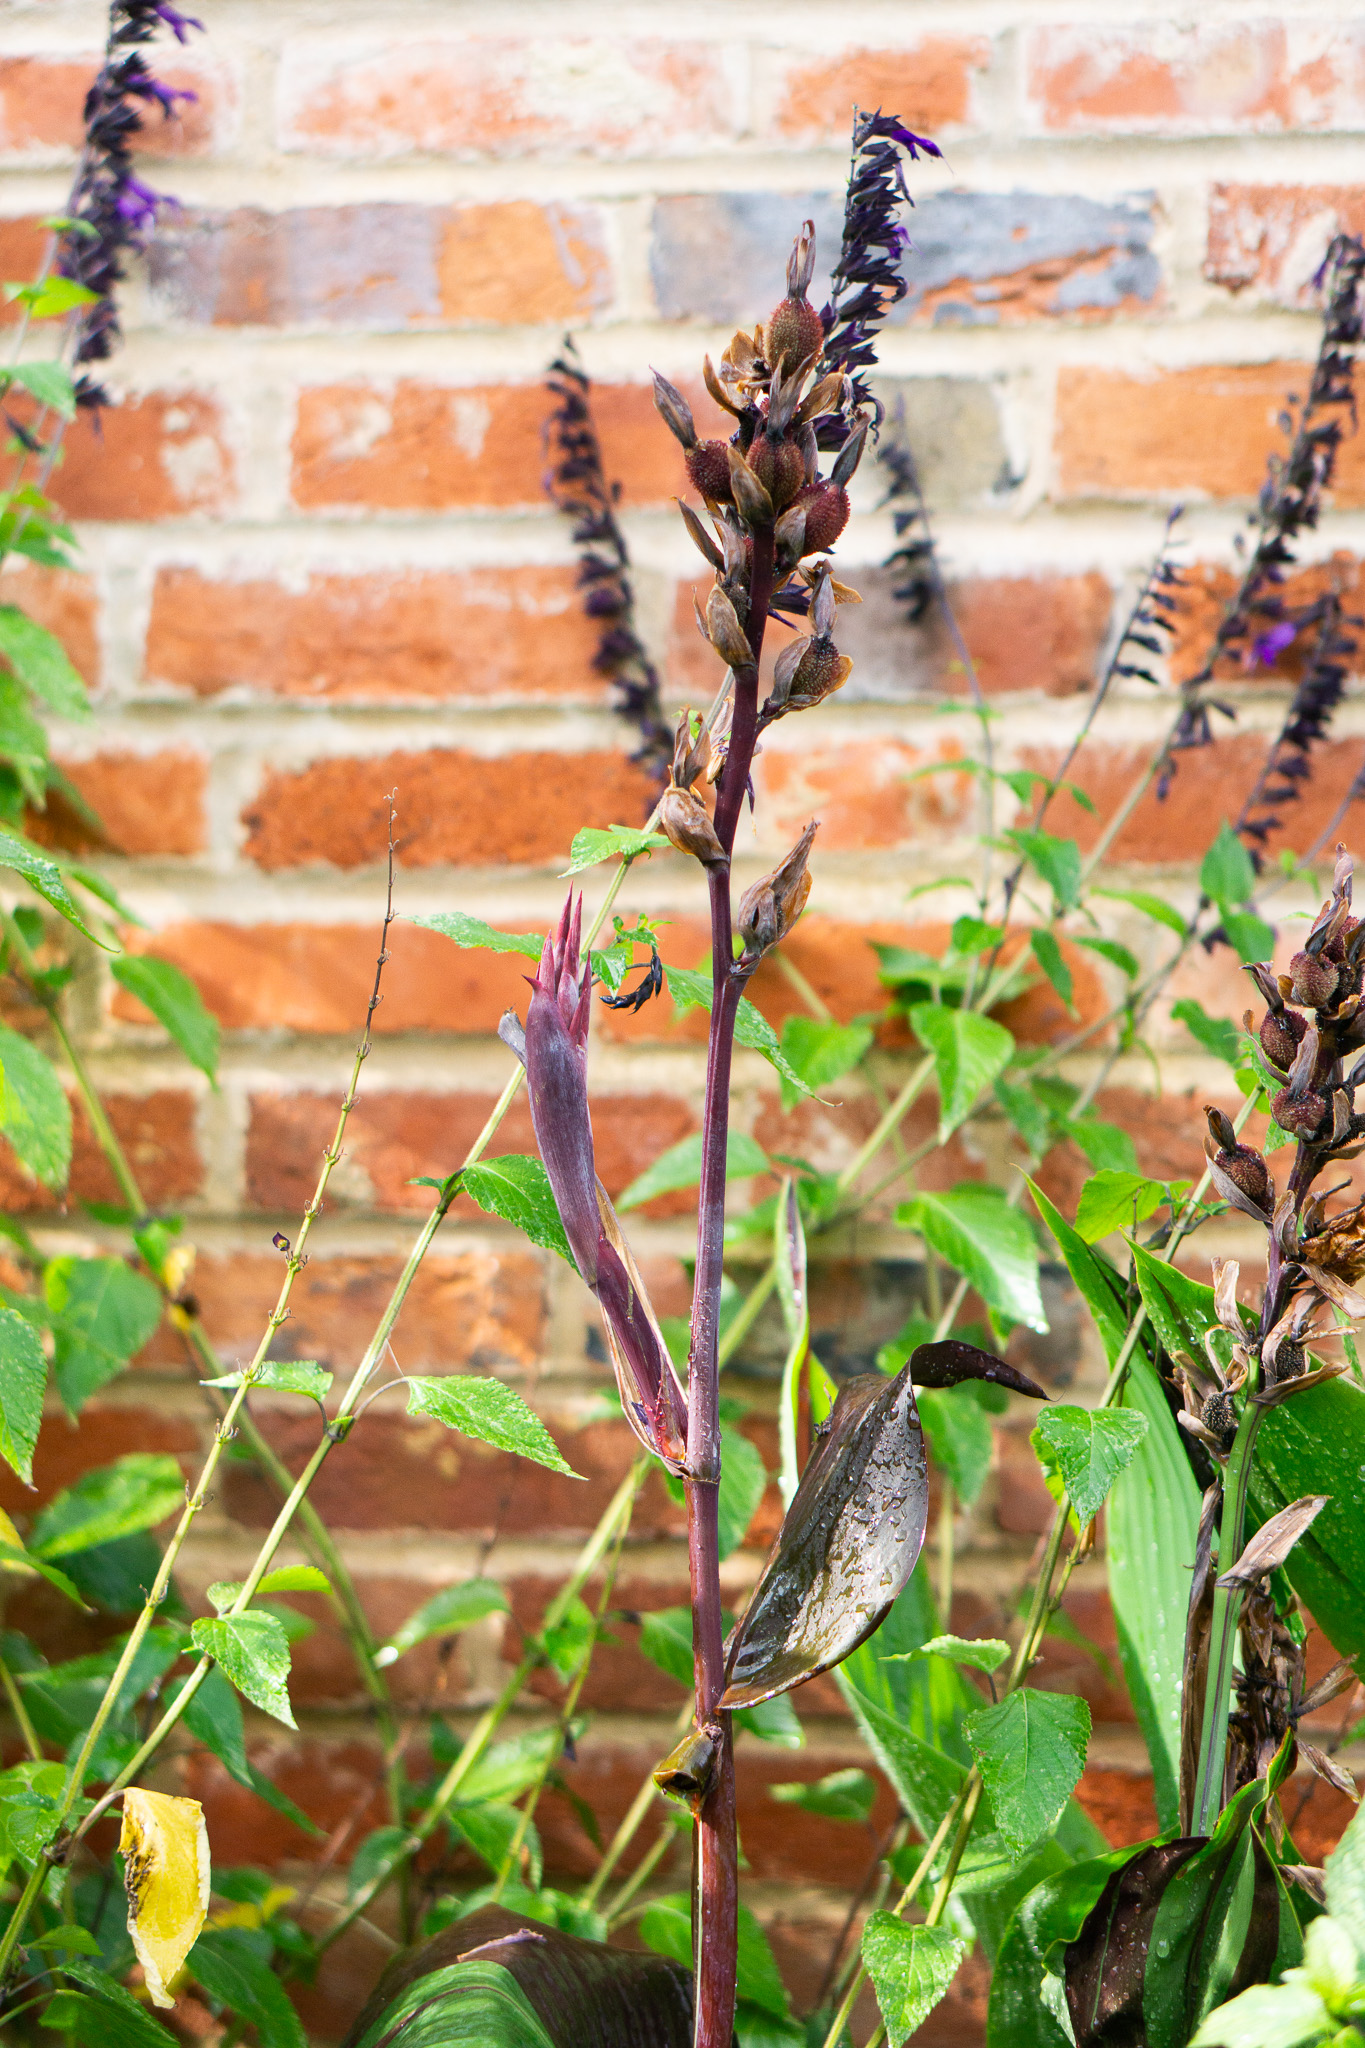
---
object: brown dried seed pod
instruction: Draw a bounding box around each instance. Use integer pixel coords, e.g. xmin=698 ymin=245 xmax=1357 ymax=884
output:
xmin=650 ymin=370 xmax=697 ymax=449
xmin=737 ymin=821 xmax=817 ymax=955
xmin=790 ymin=479 xmax=849 ymax=553
xmin=686 ymin=440 xmax=735 ymax=505
xmin=705 ymin=584 xmax=754 ymax=670
xmin=1260 ymin=1008 xmax=1307 ymax=1070
xmin=747 ymin=431 xmax=806 ymax=512
xmin=726 ymin=444 xmax=775 ymax=526
xmin=1289 ymin=949 xmax=1339 ymax=1008
xmin=1271 ymin=1085 xmax=1328 ymax=1136
xmin=659 ymin=786 xmax=728 ymax=869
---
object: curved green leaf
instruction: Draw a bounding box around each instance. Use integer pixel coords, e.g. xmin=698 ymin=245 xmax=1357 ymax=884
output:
xmin=908 ymin=1003 xmax=1015 ymax=1140
xmin=461 ymin=1154 xmax=576 ymax=1266
xmin=111 ymin=954 xmax=220 ymax=1082
xmin=0 ymin=1301 xmax=45 ymax=1483
xmin=0 ymin=1021 xmax=71 ymax=1189
xmin=30 ymin=1453 xmax=184 ymax=1559
xmin=191 ymin=1610 xmax=295 ymax=1728
xmin=406 ymin=1375 xmax=577 ymax=1477
xmin=901 ymin=1185 xmax=1045 ymax=1332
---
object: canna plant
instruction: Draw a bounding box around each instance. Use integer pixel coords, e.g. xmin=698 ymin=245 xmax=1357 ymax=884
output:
xmin=0 ymin=82 xmax=1363 ymax=2048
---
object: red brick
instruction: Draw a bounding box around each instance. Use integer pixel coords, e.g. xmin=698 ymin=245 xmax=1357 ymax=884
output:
xmin=28 ymin=750 xmax=206 ymax=856
xmin=240 ymin=747 xmax=657 ymax=871
xmin=244 ymin=1087 xmax=696 ymax=1215
xmin=51 ymin=391 xmax=235 ymax=520
xmin=145 ymin=564 xmax=605 ymax=702
xmin=141 ymin=1247 xmax=545 ymax=1376
xmin=1207 ymin=184 xmax=1365 ymax=303
xmin=1026 ymin=731 xmax=1365 ymax=867
xmin=766 ymin=39 xmax=988 ymax=139
xmin=185 ymin=1736 xmax=388 ymax=1868
xmin=0 ymin=1089 xmax=200 ymax=1214
xmin=290 ymin=378 xmax=727 ymax=512
xmin=1055 ymin=362 xmax=1365 ymax=504
xmin=1168 ymin=555 xmax=1365 ymax=687
xmin=0 ymin=215 xmax=48 ymax=320
xmin=0 ymin=1402 xmax=198 ymax=1521
xmin=1026 ymin=23 xmax=1365 ymax=136
xmin=276 ymin=37 xmax=737 ymax=160
xmin=0 ymin=564 xmax=100 ymax=682
xmin=1076 ymin=1768 xmax=1160 ymax=1848
xmin=755 ymin=735 xmax=975 ymax=852
xmin=150 ymin=200 xmax=610 ymax=327
xmin=114 ymin=919 xmax=534 ymax=1037
xmin=0 ymin=54 xmax=228 ymax=158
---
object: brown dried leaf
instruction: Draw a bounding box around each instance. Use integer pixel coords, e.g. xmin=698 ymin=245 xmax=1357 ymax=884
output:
xmin=1216 ymin=1495 xmax=1330 ymax=1589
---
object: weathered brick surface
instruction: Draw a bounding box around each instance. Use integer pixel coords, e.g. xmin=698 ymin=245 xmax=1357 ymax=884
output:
xmin=32 ymin=749 xmax=206 ymax=855
xmin=1025 ymin=23 xmax=1365 ymax=135
xmin=1207 ymin=182 xmax=1365 ymax=302
xmin=51 ymin=391 xmax=236 ymax=519
xmin=0 ymin=1090 xmax=201 ymax=1213
xmin=145 ymin=563 xmax=606 ymax=701
xmin=0 ymin=53 xmax=227 ymax=158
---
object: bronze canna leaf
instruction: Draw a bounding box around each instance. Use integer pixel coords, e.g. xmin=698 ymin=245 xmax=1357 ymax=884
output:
xmin=1215 ymin=1494 xmax=1330 ymax=1588
xmin=908 ymin=1338 xmax=1048 ymax=1401
xmin=719 ymin=1362 xmax=929 ymax=1710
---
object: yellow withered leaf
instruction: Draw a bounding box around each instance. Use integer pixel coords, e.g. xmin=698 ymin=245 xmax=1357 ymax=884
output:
xmin=119 ymin=1787 xmax=211 ymax=2009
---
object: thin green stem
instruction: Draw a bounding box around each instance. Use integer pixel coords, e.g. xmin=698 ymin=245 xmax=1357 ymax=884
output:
xmin=604 ymin=1814 xmax=684 ymax=1925
xmin=818 ymin=1794 xmax=962 ymax=2048
xmin=832 ymin=1058 xmax=934 ymax=1200
xmin=1191 ymin=1384 xmax=1262 ymax=1835
xmin=0 ymin=1649 xmax=41 ymax=1762
xmin=580 ymin=1700 xmax=692 ymax=1910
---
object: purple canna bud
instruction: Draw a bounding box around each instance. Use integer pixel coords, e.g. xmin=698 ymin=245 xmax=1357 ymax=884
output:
xmin=525 ymin=896 xmax=599 ymax=1281
xmin=651 ymin=370 xmax=697 ymax=449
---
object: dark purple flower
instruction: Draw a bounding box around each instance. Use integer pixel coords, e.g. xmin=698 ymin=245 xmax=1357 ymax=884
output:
xmin=154 ymin=2 xmax=204 ymax=41
xmin=1253 ymin=620 xmax=1298 ymax=667
xmin=114 ymin=174 xmax=163 ymax=232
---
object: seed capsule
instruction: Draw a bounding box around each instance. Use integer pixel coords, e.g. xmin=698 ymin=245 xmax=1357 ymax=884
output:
xmin=737 ymin=821 xmax=817 ymax=956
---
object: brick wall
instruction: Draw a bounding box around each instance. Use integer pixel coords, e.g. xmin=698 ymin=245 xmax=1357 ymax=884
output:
xmin=2 ymin=3 xmax=1364 ymax=2036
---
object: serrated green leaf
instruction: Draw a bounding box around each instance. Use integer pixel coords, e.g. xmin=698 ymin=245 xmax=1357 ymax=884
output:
xmin=0 ymin=671 xmax=49 ymax=802
xmin=0 ymin=1021 xmax=71 ymax=1189
xmin=0 ymin=1302 xmax=45 ymax=1484
xmin=45 ymin=1255 xmax=163 ymax=1416
xmin=1069 ymin=1114 xmax=1139 ymax=1175
xmin=618 ymin=1129 xmax=769 ymax=1211
xmin=1171 ymin=997 xmax=1241 ymax=1067
xmin=1076 ymin=935 xmax=1139 ymax=979
xmin=461 ymin=1153 xmax=575 ymax=1266
xmin=862 ymin=1913 xmax=966 ymax=2047
xmin=191 ymin=1925 xmax=307 ymax=2048
xmin=1093 ymin=886 xmax=1189 ymax=937
xmin=191 ymin=1610 xmax=296 ymax=1728
xmin=900 ymin=1186 xmax=1046 ymax=1332
xmin=965 ymin=1689 xmax=1090 ymax=1856
xmin=376 ymin=1578 xmax=508 ymax=1666
xmin=4 ymin=361 xmax=77 ymax=419
xmin=410 ymin=910 xmax=543 ymax=958
xmin=1030 ymin=927 xmax=1074 ymax=1009
xmin=6 ymin=275 xmax=99 ymax=317
xmin=1006 ymin=830 xmax=1082 ymax=910
xmin=1031 ymin=1404 xmax=1148 ymax=1526
xmin=1201 ymin=823 xmax=1256 ymax=907
xmin=111 ymin=954 xmax=220 ymax=1082
xmin=205 ymin=1358 xmax=333 ymax=1401
xmin=995 ymin=1077 xmax=1054 ymax=1158
xmin=769 ymin=1768 xmax=876 ymax=1822
xmin=0 ymin=828 xmax=106 ymax=942
xmin=666 ymin=963 xmax=814 ymax=1096
xmin=717 ymin=1423 xmax=767 ymax=1560
xmin=908 ymin=1003 xmax=1015 ymax=1140
xmin=406 ymin=1374 xmax=577 ymax=1476
xmin=561 ymin=824 xmax=668 ymax=875
xmin=1221 ymin=909 xmax=1277 ymax=964
xmin=777 ymin=1014 xmax=873 ymax=1113
xmin=911 ymin=1633 xmax=1011 ymax=1675
xmin=30 ymin=1452 xmax=184 ymax=1558
xmin=1074 ymin=1169 xmax=1165 ymax=1244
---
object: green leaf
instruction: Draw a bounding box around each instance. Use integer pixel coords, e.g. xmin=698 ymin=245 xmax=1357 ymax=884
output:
xmin=1191 ymin=1980 xmax=1332 ymax=2048
xmin=410 ymin=910 xmax=544 ymax=958
xmin=30 ymin=1452 xmax=184 ymax=1558
xmin=0 ymin=1021 xmax=71 ymax=1188
xmin=1248 ymin=1376 xmax=1365 ymax=1661
xmin=31 ymin=1923 xmax=101 ymax=1953
xmin=42 ymin=1959 xmax=173 ymax=2048
xmin=0 ymin=1301 xmax=45 ymax=1484
xmin=4 ymin=361 xmax=77 ymax=419
xmin=638 ymin=1606 xmax=800 ymax=1746
xmin=1222 ymin=910 xmax=1277 ymax=964
xmin=666 ymin=964 xmax=814 ymax=1097
xmin=1076 ymin=935 xmax=1139 ymax=979
xmin=1074 ymin=1169 xmax=1165 ymax=1243
xmin=987 ymin=1846 xmax=1140 ymax=2048
xmin=717 ymin=1424 xmax=767 ymax=1560
xmin=191 ymin=1926 xmax=307 ymax=2048
xmin=965 ymin=1689 xmax=1091 ymax=1856
xmin=1201 ymin=823 xmax=1256 ymax=907
xmin=641 ymin=1893 xmax=791 ymax=2020
xmin=375 ymin=1579 xmax=508 ymax=1666
xmin=345 ymin=1956 xmax=558 ymax=2048
xmin=461 ymin=1154 xmax=577 ymax=1266
xmin=776 ymin=1016 xmax=873 ymax=1116
xmin=862 ymin=1914 xmax=966 ymax=2047
xmin=1030 ymin=927 xmax=1074 ymax=1009
xmin=406 ymin=1374 xmax=577 ymax=1476
xmin=5 ymin=275 xmax=100 ymax=317
xmin=561 ymin=824 xmax=668 ymax=875
xmin=951 ymin=914 xmax=1005 ymax=955
xmin=1326 ymin=1798 xmax=1365 ymax=1952
xmin=178 ymin=1661 xmax=250 ymax=1784
xmin=206 ymin=1359 xmax=333 ymax=1400
xmin=191 ymin=1610 xmax=296 ymax=1728
xmin=0 ymin=672 xmax=49 ymax=802
xmin=111 ymin=955 xmax=220 ymax=1082
xmin=1069 ymin=1115 xmax=1139 ymax=1175
xmin=912 ymin=1634 xmax=1011 ymax=1675
xmin=769 ymin=1768 xmax=876 ymax=1822
xmin=618 ymin=1129 xmax=770 ymax=1211
xmin=995 ymin=1077 xmax=1055 ymax=1158
xmin=1005 ymin=830 xmax=1083 ymax=910
xmin=1031 ymin=1405 xmax=1148 ymax=1526
xmin=1171 ymin=998 xmax=1242 ymax=1067
xmin=45 ymin=1255 xmax=163 ymax=1416
xmin=0 ymin=1540 xmax=86 ymax=1605
xmin=900 ymin=1185 xmax=1046 ymax=1332
xmin=908 ymin=1003 xmax=1015 ymax=1140
xmin=0 ymin=828 xmax=106 ymax=943
xmin=1093 ymin=887 xmax=1188 ymax=938
xmin=735 ymin=1691 xmax=803 ymax=1749
xmin=917 ymin=1384 xmax=996 ymax=1506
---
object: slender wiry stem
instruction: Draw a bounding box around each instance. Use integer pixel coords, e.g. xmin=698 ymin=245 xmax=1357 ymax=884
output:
xmin=580 ymin=1700 xmax=692 ymax=1910
xmin=0 ymin=1650 xmax=41 ymax=1763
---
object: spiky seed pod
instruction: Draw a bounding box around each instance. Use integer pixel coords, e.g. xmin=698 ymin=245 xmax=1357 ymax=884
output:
xmin=651 ymin=371 xmax=697 ymax=449
xmin=705 ymin=583 xmax=754 ymax=671
xmin=659 ymin=785 xmax=728 ymax=869
xmin=1272 ymin=1085 xmax=1328 ymax=1137
xmin=686 ymin=439 xmax=735 ymax=505
xmin=1201 ymin=1390 xmax=1237 ymax=1446
xmin=726 ymin=444 xmax=775 ymax=526
xmin=737 ymin=821 xmax=818 ymax=956
xmin=790 ymin=479 xmax=849 ymax=554
xmin=1289 ymin=948 xmax=1339 ymax=1008
xmin=1261 ymin=1007 xmax=1307 ymax=1070
xmin=747 ymin=431 xmax=806 ymax=512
